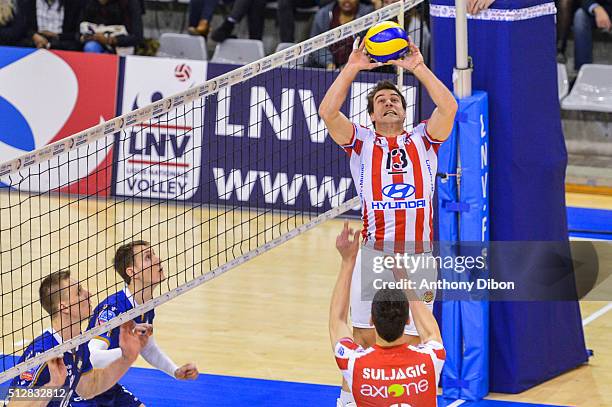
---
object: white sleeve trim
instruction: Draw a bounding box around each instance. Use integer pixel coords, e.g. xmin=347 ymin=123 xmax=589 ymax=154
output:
xmin=88 ymin=338 xmax=122 ymax=368
xmin=340 ymin=124 xmax=357 ymax=149
xmin=140 ymin=337 xmax=178 ymax=378
xmin=423 ymin=123 xmax=445 ymax=144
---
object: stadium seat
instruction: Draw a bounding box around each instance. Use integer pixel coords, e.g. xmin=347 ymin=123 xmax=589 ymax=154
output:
xmin=557 ymin=63 xmax=569 ymax=101
xmin=158 ymin=33 xmax=208 ymax=61
xmin=211 ymin=39 xmax=265 ymax=65
xmin=562 ymin=64 xmax=612 ymax=112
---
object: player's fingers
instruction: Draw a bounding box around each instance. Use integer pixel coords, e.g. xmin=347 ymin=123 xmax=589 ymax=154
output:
xmin=121 ymin=320 xmax=136 ymax=333
xmin=358 ymin=36 xmax=365 ymax=52
xmin=353 ymin=230 xmax=361 ymax=243
xmin=134 ymin=323 xmax=153 ymax=336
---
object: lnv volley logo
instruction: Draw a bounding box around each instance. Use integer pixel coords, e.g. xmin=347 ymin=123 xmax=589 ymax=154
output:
xmin=113 ymin=57 xmax=206 ymax=201
xmin=0 ymin=48 xmax=118 ymax=194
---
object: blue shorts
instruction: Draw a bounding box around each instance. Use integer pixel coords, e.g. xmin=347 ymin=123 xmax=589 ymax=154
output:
xmin=71 ymin=383 xmax=141 ymax=407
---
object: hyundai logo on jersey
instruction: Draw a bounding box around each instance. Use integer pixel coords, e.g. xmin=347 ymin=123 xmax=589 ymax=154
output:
xmin=382 ymin=183 xmax=416 ymax=199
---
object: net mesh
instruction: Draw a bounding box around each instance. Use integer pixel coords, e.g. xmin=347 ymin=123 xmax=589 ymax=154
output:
xmin=0 ymin=0 xmax=426 ymax=383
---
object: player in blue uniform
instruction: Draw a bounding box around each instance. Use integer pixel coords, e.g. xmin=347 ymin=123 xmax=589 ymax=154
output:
xmin=7 ymin=270 xmax=152 ymax=407
xmin=78 ymin=241 xmax=199 ymax=407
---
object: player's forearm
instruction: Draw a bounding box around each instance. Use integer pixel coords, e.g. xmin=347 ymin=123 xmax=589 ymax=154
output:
xmin=140 ymin=337 xmax=178 ymax=378
xmin=8 ymin=399 xmax=49 ymax=407
xmin=413 ymin=65 xmax=457 ymax=118
xmin=76 ymin=353 xmax=133 ymax=399
xmin=408 ymin=298 xmax=442 ymax=344
xmin=329 ymin=258 xmax=356 ymax=346
xmin=319 ymin=65 xmax=359 ymax=121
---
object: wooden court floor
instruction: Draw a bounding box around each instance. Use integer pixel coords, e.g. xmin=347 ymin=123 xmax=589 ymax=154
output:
xmin=1 ymin=192 xmax=611 ymax=406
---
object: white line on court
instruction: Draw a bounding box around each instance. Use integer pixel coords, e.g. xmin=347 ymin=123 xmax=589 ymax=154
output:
xmin=582 ymin=302 xmax=612 ymax=326
xmin=13 ymin=339 xmax=30 ymax=347
xmin=446 ymin=400 xmax=466 ymax=407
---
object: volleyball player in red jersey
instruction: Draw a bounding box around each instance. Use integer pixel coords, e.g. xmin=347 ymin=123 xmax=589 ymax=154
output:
xmin=330 ymin=222 xmax=445 ymax=407
xmin=319 ymin=38 xmax=455 ymax=406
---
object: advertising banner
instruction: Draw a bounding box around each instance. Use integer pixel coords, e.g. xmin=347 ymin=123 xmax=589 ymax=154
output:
xmin=113 ymin=56 xmax=208 ymax=201
xmin=197 ymin=64 xmax=418 ymax=213
xmin=0 ymin=47 xmax=118 ymax=195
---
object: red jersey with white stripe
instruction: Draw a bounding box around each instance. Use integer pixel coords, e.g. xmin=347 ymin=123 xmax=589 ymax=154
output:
xmin=342 ymin=122 xmax=443 ymax=253
xmin=335 ymin=338 xmax=445 ymax=407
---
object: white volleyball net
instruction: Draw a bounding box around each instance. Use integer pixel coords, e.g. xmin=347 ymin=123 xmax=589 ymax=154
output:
xmin=0 ymin=0 xmax=428 ymax=384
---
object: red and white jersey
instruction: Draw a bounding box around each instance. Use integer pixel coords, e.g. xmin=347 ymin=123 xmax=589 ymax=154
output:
xmin=342 ymin=122 xmax=443 ymax=253
xmin=335 ymin=338 xmax=445 ymax=407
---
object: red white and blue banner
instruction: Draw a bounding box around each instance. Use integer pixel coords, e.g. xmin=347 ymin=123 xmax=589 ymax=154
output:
xmin=0 ymin=48 xmax=118 ymax=195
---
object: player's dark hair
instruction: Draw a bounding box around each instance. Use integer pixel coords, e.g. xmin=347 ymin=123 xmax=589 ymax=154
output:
xmin=39 ymin=270 xmax=72 ymax=317
xmin=371 ymin=288 xmax=410 ymax=342
xmin=114 ymin=240 xmax=150 ymax=284
xmin=366 ymin=80 xmax=407 ymax=115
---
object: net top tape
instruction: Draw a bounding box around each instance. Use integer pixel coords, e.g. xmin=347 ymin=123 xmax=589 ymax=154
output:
xmin=0 ymin=0 xmax=422 ymax=178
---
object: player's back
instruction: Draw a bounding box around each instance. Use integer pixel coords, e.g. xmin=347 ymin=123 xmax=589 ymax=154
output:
xmin=337 ymin=339 xmax=445 ymax=407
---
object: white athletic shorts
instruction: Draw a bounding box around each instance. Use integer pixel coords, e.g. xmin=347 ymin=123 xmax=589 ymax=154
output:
xmin=350 ymin=244 xmax=437 ymax=336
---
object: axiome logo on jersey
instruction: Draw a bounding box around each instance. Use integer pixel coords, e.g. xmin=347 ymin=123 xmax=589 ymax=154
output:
xmin=382 ymin=183 xmax=416 ymax=199
xmin=360 ymin=379 xmax=430 ymax=398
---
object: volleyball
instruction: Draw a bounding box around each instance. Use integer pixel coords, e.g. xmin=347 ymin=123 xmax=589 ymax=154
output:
xmin=364 ymin=21 xmax=409 ymax=63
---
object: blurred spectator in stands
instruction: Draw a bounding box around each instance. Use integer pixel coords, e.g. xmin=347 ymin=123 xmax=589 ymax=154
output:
xmin=277 ymin=0 xmax=318 ymax=43
xmin=187 ymin=0 xmax=218 ymax=36
xmin=556 ymin=0 xmax=580 ymax=62
xmin=210 ymin=0 xmax=266 ymax=42
xmin=20 ymin=0 xmax=81 ymax=50
xmin=308 ymin=0 xmax=372 ymax=69
xmin=467 ymin=0 xmax=494 ymax=14
xmin=574 ymin=0 xmax=612 ymax=70
xmin=79 ymin=0 xmax=142 ymax=54
xmin=0 ymin=0 xmax=27 ymax=45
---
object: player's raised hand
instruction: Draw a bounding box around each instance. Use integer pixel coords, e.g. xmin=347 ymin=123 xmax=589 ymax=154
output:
xmin=174 ymin=363 xmax=199 ymax=380
xmin=47 ymin=357 xmax=68 ymax=387
xmin=388 ymin=40 xmax=425 ymax=73
xmin=336 ymin=221 xmax=360 ymax=261
xmin=346 ymin=37 xmax=383 ymax=71
xmin=119 ymin=321 xmax=153 ymax=362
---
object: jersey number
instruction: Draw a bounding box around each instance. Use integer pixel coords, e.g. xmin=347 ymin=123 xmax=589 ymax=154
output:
xmin=386 ymin=148 xmax=409 ymax=173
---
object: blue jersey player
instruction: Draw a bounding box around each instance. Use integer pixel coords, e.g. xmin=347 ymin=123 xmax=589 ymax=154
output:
xmin=79 ymin=241 xmax=198 ymax=407
xmin=7 ymin=270 xmax=152 ymax=407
